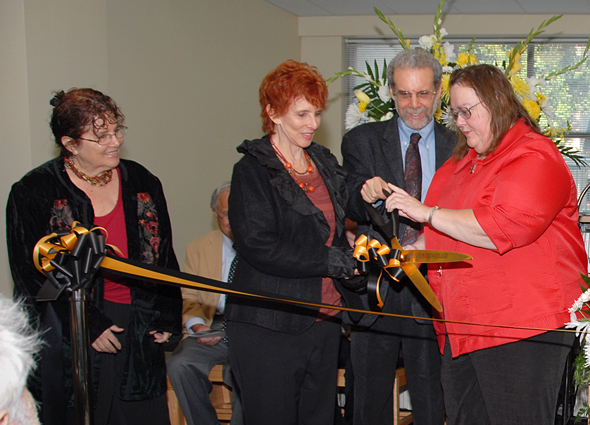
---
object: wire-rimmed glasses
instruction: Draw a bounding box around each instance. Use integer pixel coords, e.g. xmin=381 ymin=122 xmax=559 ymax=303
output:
xmin=450 ymin=102 xmax=482 ymax=122
xmin=78 ymin=126 xmax=127 ymax=146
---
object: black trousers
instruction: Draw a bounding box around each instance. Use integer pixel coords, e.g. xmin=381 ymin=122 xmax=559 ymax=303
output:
xmin=228 ymin=319 xmax=341 ymax=425
xmin=93 ymin=300 xmax=170 ymax=425
xmin=441 ymin=329 xmax=574 ymax=425
xmin=350 ymin=283 xmax=444 ymax=425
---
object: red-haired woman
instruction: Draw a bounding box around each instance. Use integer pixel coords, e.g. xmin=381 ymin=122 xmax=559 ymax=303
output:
xmin=226 ymin=60 xmax=359 ymax=424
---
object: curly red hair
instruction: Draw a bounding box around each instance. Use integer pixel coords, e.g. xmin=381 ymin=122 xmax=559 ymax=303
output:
xmin=259 ymin=60 xmax=328 ymax=134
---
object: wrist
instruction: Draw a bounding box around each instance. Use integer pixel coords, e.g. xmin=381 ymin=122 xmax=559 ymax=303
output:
xmin=428 ymin=206 xmax=440 ymax=227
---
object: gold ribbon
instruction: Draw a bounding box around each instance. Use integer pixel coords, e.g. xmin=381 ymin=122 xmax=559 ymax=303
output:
xmin=33 ymin=225 xmax=579 ymax=335
xmin=33 ymin=222 xmax=122 ymax=273
xmin=353 ymin=235 xmax=473 ymax=312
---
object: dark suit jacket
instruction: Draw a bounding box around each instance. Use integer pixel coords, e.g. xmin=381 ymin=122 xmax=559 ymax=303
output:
xmin=341 ymin=115 xmax=456 ymax=326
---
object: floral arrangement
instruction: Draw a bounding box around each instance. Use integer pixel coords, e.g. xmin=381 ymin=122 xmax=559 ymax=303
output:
xmin=566 ymin=274 xmax=590 ymax=419
xmin=327 ymin=0 xmax=590 ymax=165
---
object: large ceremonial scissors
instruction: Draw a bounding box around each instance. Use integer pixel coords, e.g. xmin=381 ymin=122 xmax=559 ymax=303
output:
xmin=354 ymin=189 xmax=472 ymax=312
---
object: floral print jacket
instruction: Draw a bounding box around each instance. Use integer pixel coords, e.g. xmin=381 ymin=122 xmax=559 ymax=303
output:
xmin=7 ymin=157 xmax=182 ymax=423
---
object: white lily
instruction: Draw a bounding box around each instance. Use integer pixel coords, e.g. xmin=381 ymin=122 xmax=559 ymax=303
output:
xmin=443 ymin=41 xmax=456 ymax=63
xmin=378 ymin=85 xmax=392 ymax=103
xmin=380 ymin=111 xmax=394 ymax=121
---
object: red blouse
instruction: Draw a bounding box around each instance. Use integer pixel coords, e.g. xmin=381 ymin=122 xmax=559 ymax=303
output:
xmin=424 ymin=120 xmax=587 ymax=357
xmin=299 ymin=168 xmax=342 ymax=319
xmin=94 ymin=175 xmax=132 ymax=304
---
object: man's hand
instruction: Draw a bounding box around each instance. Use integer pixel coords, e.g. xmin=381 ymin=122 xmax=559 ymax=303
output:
xmin=190 ymin=323 xmax=222 ymax=346
xmin=361 ymin=177 xmax=390 ymax=204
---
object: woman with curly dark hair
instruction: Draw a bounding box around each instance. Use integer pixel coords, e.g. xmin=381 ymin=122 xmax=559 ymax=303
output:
xmin=7 ymin=88 xmax=182 ymax=425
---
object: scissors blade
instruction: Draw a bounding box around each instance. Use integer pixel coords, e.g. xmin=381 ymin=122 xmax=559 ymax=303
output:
xmin=401 ymin=250 xmax=472 ymax=264
xmin=400 ymin=262 xmax=443 ymax=312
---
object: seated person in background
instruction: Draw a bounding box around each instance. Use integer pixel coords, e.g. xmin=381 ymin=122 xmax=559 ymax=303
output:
xmin=0 ymin=294 xmax=42 ymax=425
xmin=167 ymin=182 xmax=243 ymax=425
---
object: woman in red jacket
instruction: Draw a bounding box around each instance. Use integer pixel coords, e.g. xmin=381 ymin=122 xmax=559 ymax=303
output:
xmin=384 ymin=64 xmax=587 ymax=425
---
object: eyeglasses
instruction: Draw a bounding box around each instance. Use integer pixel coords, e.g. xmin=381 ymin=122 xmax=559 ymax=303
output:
xmin=450 ymin=102 xmax=481 ymax=122
xmin=78 ymin=126 xmax=127 ymax=146
xmin=394 ymin=90 xmax=437 ymax=102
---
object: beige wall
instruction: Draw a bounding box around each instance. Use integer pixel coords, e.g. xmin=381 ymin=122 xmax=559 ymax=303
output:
xmin=300 ymin=13 xmax=590 ymax=161
xmin=0 ymin=0 xmax=299 ymax=296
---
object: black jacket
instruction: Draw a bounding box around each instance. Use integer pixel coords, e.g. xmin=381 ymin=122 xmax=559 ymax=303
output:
xmin=6 ymin=158 xmax=182 ymax=423
xmin=341 ymin=116 xmax=456 ymax=326
xmin=226 ymin=136 xmax=362 ymax=334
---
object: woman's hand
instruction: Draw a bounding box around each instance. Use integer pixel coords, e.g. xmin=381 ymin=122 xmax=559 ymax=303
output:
xmin=149 ymin=330 xmax=172 ymax=344
xmin=385 ymin=184 xmax=430 ymax=223
xmin=92 ymin=325 xmax=124 ymax=353
xmin=403 ymin=234 xmax=425 ymax=251
xmin=386 ymin=185 xmax=497 ymax=250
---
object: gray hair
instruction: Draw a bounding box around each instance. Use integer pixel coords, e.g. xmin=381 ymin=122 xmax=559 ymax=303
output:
xmin=0 ymin=295 xmax=42 ymax=424
xmin=210 ymin=181 xmax=231 ymax=212
xmin=387 ymin=48 xmax=443 ymax=90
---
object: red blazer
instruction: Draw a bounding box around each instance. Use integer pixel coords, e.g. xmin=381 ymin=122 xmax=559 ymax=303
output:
xmin=425 ymin=120 xmax=587 ymax=357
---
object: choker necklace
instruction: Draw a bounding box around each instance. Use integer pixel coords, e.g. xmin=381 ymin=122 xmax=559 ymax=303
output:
xmin=270 ymin=138 xmax=314 ymax=192
xmin=64 ymin=156 xmax=113 ymax=186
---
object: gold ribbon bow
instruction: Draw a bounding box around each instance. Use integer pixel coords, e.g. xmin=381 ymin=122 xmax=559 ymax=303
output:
xmin=354 ymin=234 xmax=472 ymax=312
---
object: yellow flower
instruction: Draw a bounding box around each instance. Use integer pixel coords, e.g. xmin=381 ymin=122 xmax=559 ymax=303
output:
xmin=522 ymin=99 xmax=541 ymax=120
xmin=434 ymin=108 xmax=443 ymax=121
xmin=406 ymin=39 xmax=411 ymax=49
xmin=507 ymin=50 xmax=523 ymax=74
xmin=355 ymin=90 xmax=371 ymax=113
xmin=456 ymin=52 xmax=478 ymax=67
xmin=510 ymin=75 xmax=531 ymax=100
xmin=441 ymin=74 xmax=450 ymax=103
xmin=455 ymin=52 xmax=468 ymax=67
xmin=355 ymin=90 xmax=371 ymax=104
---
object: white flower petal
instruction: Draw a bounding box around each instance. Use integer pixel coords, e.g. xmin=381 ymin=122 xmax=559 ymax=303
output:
xmin=378 ymin=85 xmax=392 ymax=103
xmin=380 ymin=111 xmax=394 ymax=121
xmin=345 ymin=103 xmax=369 ymax=130
xmin=443 ymin=41 xmax=456 ymax=63
xmin=526 ymin=76 xmax=546 ymax=88
xmin=419 ymin=35 xmax=434 ymax=50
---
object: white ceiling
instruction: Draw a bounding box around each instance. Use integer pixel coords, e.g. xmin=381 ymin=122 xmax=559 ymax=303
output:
xmin=264 ymin=0 xmax=590 ymax=17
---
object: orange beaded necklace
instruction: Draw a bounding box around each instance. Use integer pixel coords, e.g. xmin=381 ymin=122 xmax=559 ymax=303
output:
xmin=270 ymin=138 xmax=315 ymax=192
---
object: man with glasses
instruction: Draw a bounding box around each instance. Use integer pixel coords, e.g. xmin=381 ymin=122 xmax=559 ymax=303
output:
xmin=167 ymin=182 xmax=244 ymax=425
xmin=341 ymin=48 xmax=455 ymax=425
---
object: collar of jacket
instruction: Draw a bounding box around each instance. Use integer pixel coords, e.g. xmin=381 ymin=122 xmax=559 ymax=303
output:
xmin=236 ymin=135 xmax=347 ymax=239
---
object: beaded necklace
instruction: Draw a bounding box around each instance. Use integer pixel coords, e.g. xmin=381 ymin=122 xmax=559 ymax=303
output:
xmin=64 ymin=156 xmax=113 ymax=186
xmin=270 ymin=138 xmax=315 ymax=192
